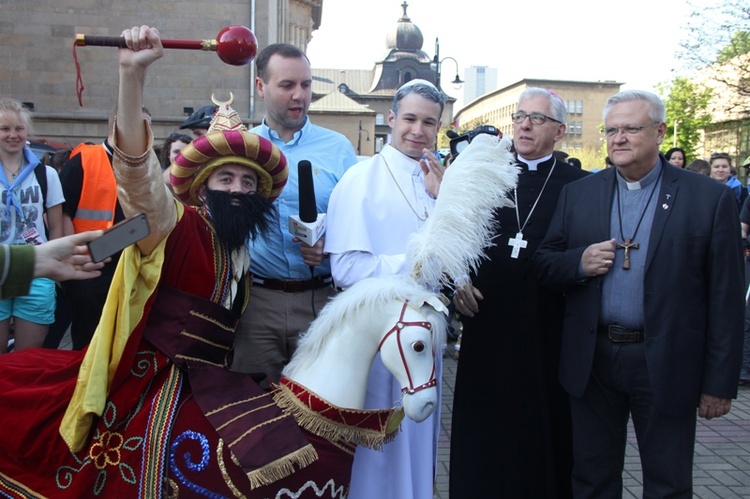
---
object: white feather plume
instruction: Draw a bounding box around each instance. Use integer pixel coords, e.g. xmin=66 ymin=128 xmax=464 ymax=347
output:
xmin=407 ymin=133 xmax=519 ymax=290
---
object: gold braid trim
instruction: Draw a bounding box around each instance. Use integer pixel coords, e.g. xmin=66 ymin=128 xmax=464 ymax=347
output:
xmin=246 ymin=444 xmax=318 ymax=489
xmin=0 ymin=471 xmax=50 ymax=498
xmin=111 ymin=118 xmax=153 ymax=168
xmin=273 ymin=382 xmax=401 ymax=451
xmin=188 ymin=310 xmax=235 ymax=331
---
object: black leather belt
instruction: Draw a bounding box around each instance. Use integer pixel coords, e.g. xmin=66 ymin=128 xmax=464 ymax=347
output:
xmin=252 ymin=274 xmax=332 ymax=293
xmin=598 ymin=325 xmax=644 ymax=343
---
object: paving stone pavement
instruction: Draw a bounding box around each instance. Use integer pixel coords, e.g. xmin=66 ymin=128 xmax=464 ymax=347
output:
xmin=435 ymin=341 xmax=750 ymax=499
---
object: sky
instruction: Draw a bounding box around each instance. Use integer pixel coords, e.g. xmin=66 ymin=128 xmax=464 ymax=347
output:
xmin=306 ymin=0 xmax=705 ymax=109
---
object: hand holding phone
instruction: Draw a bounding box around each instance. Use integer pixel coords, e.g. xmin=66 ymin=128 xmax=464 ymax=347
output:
xmin=86 ymin=213 xmax=151 ymax=263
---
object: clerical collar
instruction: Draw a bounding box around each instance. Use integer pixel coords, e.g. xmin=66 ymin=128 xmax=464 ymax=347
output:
xmin=616 ymin=160 xmax=662 ymax=191
xmin=517 ymin=154 xmax=553 ymax=172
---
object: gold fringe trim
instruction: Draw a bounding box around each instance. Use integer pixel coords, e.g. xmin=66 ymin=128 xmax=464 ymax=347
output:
xmin=273 ymin=383 xmax=401 ymax=451
xmin=246 ymin=444 xmax=318 ymax=489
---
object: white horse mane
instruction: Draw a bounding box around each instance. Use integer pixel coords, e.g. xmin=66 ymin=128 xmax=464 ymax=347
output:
xmin=407 ymin=133 xmax=519 ymax=289
xmin=283 ymin=275 xmax=448 ymax=377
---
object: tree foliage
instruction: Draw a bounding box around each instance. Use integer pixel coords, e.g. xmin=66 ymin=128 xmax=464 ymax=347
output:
xmin=717 ymin=30 xmax=750 ymax=63
xmin=657 ymin=77 xmax=713 ymax=160
xmin=678 ymin=0 xmax=750 ymax=116
xmin=568 ymin=146 xmax=608 ymax=172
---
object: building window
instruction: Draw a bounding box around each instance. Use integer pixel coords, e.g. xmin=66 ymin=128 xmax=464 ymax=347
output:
xmin=375 ymin=114 xmax=385 ymax=125
xmin=576 ymin=100 xmax=583 ymax=114
xmin=566 ymin=121 xmax=583 ymax=136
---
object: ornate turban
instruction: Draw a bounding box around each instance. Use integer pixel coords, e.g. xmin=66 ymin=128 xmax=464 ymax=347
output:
xmin=169 ymin=95 xmax=288 ymax=205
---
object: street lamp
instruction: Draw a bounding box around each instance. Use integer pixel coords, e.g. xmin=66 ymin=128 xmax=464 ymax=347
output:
xmin=357 ymin=120 xmax=370 ymax=156
xmin=431 ymin=37 xmax=463 ymax=91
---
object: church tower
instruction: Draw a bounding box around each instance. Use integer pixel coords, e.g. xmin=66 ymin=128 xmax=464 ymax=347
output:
xmin=368 ymin=2 xmax=436 ymax=93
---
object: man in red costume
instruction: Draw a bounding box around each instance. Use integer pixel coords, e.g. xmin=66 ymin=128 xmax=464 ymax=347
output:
xmin=0 ymin=26 xmax=335 ymax=497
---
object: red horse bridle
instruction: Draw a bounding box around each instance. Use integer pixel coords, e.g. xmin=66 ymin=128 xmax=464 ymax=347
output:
xmin=377 ymin=300 xmax=437 ymax=395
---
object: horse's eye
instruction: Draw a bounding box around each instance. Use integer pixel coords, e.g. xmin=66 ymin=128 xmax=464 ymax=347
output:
xmin=412 ymin=341 xmax=426 ymax=353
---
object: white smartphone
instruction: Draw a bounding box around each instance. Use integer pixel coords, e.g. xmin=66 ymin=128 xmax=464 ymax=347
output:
xmin=86 ymin=213 xmax=150 ymax=263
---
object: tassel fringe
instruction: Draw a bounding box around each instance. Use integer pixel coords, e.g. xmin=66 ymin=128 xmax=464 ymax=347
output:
xmin=273 ymin=381 xmax=400 ymax=451
xmin=246 ymin=444 xmax=319 ymax=489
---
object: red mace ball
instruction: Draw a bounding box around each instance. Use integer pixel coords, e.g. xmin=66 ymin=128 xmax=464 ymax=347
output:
xmin=215 ymin=25 xmax=258 ymax=66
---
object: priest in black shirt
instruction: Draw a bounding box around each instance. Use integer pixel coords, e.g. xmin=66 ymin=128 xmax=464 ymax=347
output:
xmin=450 ymin=87 xmax=588 ymax=498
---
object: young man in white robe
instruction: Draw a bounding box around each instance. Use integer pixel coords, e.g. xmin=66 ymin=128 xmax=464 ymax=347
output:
xmin=325 ymin=79 xmax=446 ymax=499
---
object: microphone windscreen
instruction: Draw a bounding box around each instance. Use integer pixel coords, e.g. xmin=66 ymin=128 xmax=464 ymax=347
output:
xmin=298 ymin=160 xmax=318 ymax=223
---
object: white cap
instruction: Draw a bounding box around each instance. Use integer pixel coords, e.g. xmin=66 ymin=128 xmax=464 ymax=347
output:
xmin=398 ymin=78 xmax=439 ymax=91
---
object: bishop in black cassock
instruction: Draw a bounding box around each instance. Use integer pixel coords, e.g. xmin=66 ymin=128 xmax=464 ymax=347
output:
xmin=450 ymin=154 xmax=588 ymax=498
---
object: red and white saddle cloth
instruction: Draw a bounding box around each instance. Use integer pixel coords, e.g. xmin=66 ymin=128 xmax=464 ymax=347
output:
xmin=250 ymin=376 xmax=403 ymax=498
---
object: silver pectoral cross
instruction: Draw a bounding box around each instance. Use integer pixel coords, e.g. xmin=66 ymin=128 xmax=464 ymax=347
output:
xmin=508 ymin=232 xmax=528 ymax=259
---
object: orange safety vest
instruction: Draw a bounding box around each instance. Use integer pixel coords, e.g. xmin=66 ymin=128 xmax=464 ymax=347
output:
xmin=70 ymin=143 xmax=118 ymax=233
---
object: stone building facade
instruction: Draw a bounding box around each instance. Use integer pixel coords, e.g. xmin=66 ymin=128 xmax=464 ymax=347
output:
xmin=695 ymin=53 xmax=750 ymax=170
xmin=1 ymin=0 xmax=322 ymax=145
xmin=453 ymin=78 xmax=622 ymax=155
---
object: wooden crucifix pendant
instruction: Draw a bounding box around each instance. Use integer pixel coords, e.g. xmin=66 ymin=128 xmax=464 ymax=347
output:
xmin=616 ymin=238 xmax=639 ymax=270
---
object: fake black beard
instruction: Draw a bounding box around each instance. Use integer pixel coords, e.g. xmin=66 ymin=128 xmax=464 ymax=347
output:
xmin=202 ymin=188 xmax=277 ymax=253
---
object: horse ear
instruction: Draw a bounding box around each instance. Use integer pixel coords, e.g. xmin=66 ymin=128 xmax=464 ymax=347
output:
xmin=421 ymin=295 xmax=449 ymax=316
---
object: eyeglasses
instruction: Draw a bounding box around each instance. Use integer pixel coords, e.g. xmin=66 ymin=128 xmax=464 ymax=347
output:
xmin=603 ymin=122 xmax=658 ymax=138
xmin=511 ymin=112 xmax=562 ymax=126
xmin=710 ymin=152 xmax=731 ymax=161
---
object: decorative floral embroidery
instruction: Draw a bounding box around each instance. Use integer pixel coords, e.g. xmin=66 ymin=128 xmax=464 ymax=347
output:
xmin=89 ymin=431 xmax=124 ymax=469
xmin=55 ymin=349 xmax=156 ymax=495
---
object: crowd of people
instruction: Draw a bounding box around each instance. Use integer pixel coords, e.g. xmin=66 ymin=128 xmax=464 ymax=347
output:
xmin=0 ymin=23 xmax=748 ymax=499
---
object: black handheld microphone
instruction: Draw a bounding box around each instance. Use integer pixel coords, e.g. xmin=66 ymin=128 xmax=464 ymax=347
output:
xmin=288 ymin=160 xmax=326 ymax=247
xmin=298 ymin=160 xmax=317 ymax=224
xmin=290 ymin=161 xmax=327 ymax=316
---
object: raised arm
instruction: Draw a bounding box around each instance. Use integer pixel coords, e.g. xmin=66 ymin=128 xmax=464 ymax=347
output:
xmin=115 ymin=26 xmax=161 ymax=157
xmin=111 ymin=26 xmax=177 ymax=254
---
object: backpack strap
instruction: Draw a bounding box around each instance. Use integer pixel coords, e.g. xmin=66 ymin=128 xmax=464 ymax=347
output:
xmin=34 ymin=162 xmax=48 ymax=214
